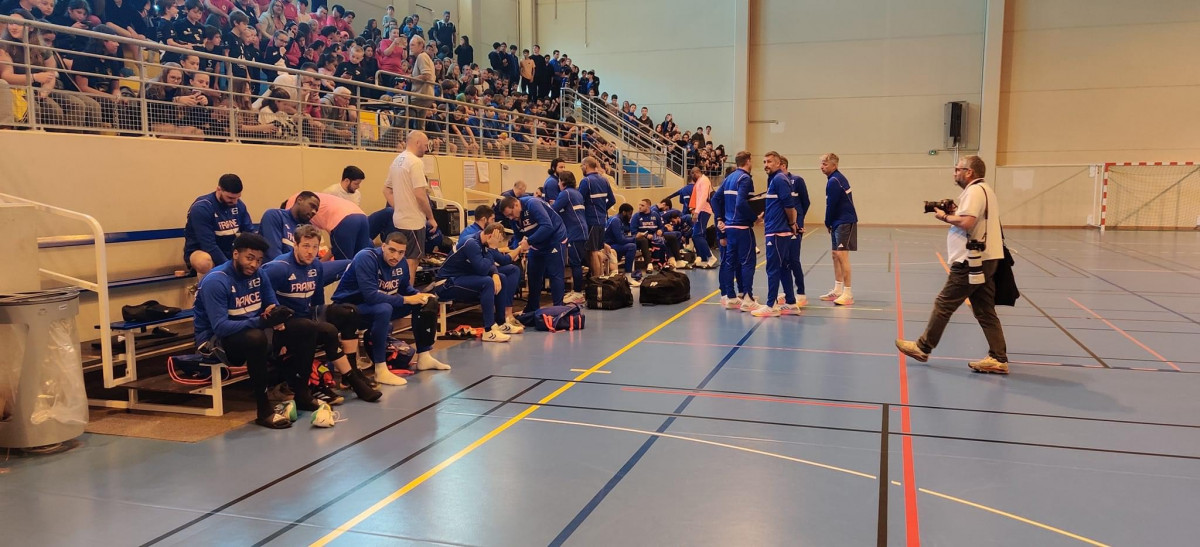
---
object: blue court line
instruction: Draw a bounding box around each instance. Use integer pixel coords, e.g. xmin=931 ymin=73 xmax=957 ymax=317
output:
xmin=548 ymin=322 xmax=764 ymax=546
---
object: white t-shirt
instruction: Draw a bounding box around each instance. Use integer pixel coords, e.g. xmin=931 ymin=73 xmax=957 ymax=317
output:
xmin=947 ymin=180 xmax=1003 ymax=264
xmin=385 ymin=150 xmax=430 ymax=230
xmin=322 ymin=182 xmax=361 ymax=206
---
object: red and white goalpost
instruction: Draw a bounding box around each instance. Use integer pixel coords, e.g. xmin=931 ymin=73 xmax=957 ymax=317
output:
xmin=1099 ymin=162 xmax=1200 ymax=232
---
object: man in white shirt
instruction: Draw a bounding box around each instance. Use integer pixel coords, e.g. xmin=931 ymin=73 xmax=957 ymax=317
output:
xmin=382 ymin=131 xmax=438 ymax=285
xmin=896 ymin=155 xmax=1009 ymax=374
xmin=409 ymin=35 xmax=436 ymax=129
xmin=323 ymin=165 xmax=365 ymax=207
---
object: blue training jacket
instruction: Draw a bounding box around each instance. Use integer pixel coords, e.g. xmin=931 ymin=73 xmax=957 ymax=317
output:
xmin=578 ymin=173 xmax=616 ymax=228
xmin=763 ymin=170 xmax=796 ymax=234
xmin=437 ymin=237 xmax=512 ymax=279
xmin=259 ymin=208 xmax=303 ymax=260
xmin=542 ymin=175 xmax=561 ymax=203
xmin=183 ymin=192 xmax=253 ymax=266
xmin=825 ymin=170 xmax=858 ymax=227
xmin=788 ymin=173 xmax=811 ymax=228
xmin=193 ymin=261 xmax=277 ymax=344
xmin=711 ymin=168 xmax=755 ymax=227
xmin=631 ymin=210 xmax=664 ymax=235
xmin=260 ymin=252 xmax=349 ymax=319
xmin=605 ymin=216 xmax=635 ymax=245
xmin=455 ymin=222 xmax=484 ymax=251
xmin=552 ymin=187 xmax=588 ymax=242
xmin=512 ymin=195 xmax=566 ymax=251
xmin=331 ymin=247 xmax=417 ymax=307
xmin=666 ymin=183 xmax=694 ymax=214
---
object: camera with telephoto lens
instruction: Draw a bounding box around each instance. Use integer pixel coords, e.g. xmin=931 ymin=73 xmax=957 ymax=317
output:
xmin=965 ymin=240 xmax=986 ymax=285
xmin=923 ymin=199 xmax=956 ymax=214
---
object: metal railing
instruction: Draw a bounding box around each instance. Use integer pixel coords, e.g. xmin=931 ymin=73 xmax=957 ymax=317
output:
xmin=561 ymin=88 xmax=691 ymax=178
xmin=0 ymin=15 xmax=595 ymax=163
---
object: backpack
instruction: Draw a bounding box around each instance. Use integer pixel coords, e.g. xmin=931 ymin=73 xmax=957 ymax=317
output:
xmin=586 ymin=275 xmax=633 ymax=310
xmin=517 ymin=304 xmax=586 ymax=332
xmin=639 ymin=269 xmax=691 ymax=305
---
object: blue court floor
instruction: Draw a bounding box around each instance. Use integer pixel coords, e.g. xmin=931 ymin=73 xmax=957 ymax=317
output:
xmin=3 ymin=227 xmax=1199 ymax=546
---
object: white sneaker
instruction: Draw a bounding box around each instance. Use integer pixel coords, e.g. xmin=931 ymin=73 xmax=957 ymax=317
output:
xmin=705 ymin=256 xmax=718 ymax=268
xmin=506 ymin=316 xmax=525 ymax=329
xmin=374 ymin=363 xmax=408 ymax=386
xmin=819 ymin=288 xmax=842 ymax=301
xmin=834 ymin=293 xmax=855 ymax=306
xmin=483 ymin=327 xmax=511 ymax=343
xmin=778 ymin=303 xmax=802 ymax=316
xmin=310 ymin=402 xmax=342 ymax=428
xmin=564 ymin=291 xmax=586 ymax=304
xmin=751 ymin=305 xmax=780 ymax=317
xmin=497 ymin=321 xmax=524 ymax=334
xmin=675 ymin=258 xmax=691 ymax=270
xmin=740 ymin=297 xmax=763 ymax=313
xmin=721 ymin=296 xmax=742 ymax=309
xmin=693 ymin=256 xmax=703 ymax=267
xmin=795 ymin=295 xmax=808 ymax=307
xmin=415 ymin=352 xmax=452 ymax=371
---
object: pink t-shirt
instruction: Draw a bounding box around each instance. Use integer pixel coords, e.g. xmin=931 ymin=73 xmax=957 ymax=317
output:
xmin=286 ymin=192 xmax=365 ymax=231
xmin=376 ymin=38 xmax=407 ymax=73
xmin=691 ymin=176 xmax=713 ymax=215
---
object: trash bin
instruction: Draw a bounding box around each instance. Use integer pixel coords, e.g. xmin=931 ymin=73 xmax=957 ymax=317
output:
xmin=0 ymin=289 xmax=88 ymax=449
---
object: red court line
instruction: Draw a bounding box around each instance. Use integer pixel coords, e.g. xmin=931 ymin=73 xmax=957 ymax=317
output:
xmin=643 ymin=340 xmax=1067 ymax=368
xmin=1068 ymin=298 xmax=1182 ymax=371
xmin=895 ymin=244 xmax=922 ymax=546
xmin=620 ymin=387 xmax=878 ymax=410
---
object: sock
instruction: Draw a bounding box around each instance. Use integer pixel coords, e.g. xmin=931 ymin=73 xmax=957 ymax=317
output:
xmin=834 ymin=281 xmax=845 ymax=293
xmin=843 ymin=286 xmax=852 ymax=297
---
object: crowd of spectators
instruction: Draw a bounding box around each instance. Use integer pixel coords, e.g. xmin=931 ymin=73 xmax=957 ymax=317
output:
xmin=1 ymin=0 xmax=720 ymax=178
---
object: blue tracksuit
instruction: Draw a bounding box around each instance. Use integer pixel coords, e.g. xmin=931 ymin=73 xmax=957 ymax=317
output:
xmin=712 ymin=168 xmax=756 ymax=298
xmin=824 ymin=170 xmax=857 ymax=228
xmin=260 ymin=252 xmax=349 ymax=319
xmin=259 ymin=208 xmax=304 ymax=260
xmin=605 ymin=215 xmax=637 ymax=271
xmin=514 ymin=196 xmax=566 ymax=311
xmin=368 ymin=206 xmax=399 ymax=242
xmin=542 ymin=175 xmax=561 ymax=203
xmin=455 ymin=222 xmax=485 ymax=251
xmin=763 ymin=170 xmax=797 ymax=307
xmin=666 ymin=183 xmax=694 ymax=214
xmin=788 ymin=173 xmax=811 ymax=296
xmin=552 ymin=187 xmax=588 ymax=290
xmin=578 ymin=173 xmax=616 ymax=229
xmin=436 ymin=238 xmax=518 ymax=327
xmin=332 ymin=247 xmax=432 ymax=362
xmin=193 ymin=261 xmax=277 ymax=345
xmin=183 ymin=192 xmax=253 ymax=267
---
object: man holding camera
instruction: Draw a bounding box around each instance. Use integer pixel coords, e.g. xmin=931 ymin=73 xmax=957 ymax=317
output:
xmin=896 ymin=156 xmax=1009 ymax=374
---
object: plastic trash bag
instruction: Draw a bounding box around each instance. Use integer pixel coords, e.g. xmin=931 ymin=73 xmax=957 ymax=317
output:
xmin=29 ymin=319 xmax=87 ymax=426
xmin=0 ymin=324 xmax=25 ymax=423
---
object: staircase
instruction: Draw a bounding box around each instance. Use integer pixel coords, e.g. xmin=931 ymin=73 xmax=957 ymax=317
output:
xmin=561 ymin=89 xmax=687 ymax=190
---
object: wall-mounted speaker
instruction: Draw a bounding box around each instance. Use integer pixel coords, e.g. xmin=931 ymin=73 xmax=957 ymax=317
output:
xmin=944 ymin=101 xmax=968 ymax=149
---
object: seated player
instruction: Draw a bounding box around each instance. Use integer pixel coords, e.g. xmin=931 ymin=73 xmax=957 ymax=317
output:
xmin=259 ymin=191 xmax=320 ymax=260
xmin=331 ymin=232 xmax=450 ymax=387
xmin=498 ymin=194 xmax=567 ymax=312
xmin=456 ymin=204 xmax=496 ymax=251
xmin=284 ymin=191 xmax=372 ymax=260
xmin=184 ymin=174 xmax=254 ymax=276
xmin=631 ymin=199 xmax=683 ymax=269
xmin=368 ymin=205 xmax=399 ymax=243
xmin=261 ymin=225 xmax=382 ymax=403
xmin=436 ymin=223 xmax=527 ymax=342
xmin=605 ymin=203 xmax=642 ymax=286
xmin=194 ymin=233 xmax=311 ymax=429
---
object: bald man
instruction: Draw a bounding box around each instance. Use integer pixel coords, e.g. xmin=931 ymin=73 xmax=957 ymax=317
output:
xmin=383 ymin=131 xmax=438 ymax=285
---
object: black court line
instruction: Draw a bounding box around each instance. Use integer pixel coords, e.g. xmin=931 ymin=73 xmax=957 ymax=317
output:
xmin=1058 ymin=258 xmax=1200 ymax=327
xmin=548 ymin=323 xmax=764 ymax=546
xmin=251 ymin=379 xmax=547 ymax=546
xmin=140 ymin=375 xmax=496 ymax=547
xmin=487 ymin=375 xmax=1200 ymax=430
xmin=1020 ymin=293 xmax=1111 ymax=367
xmin=453 ymin=396 xmax=1200 ymax=462
xmin=876 ymin=403 xmax=889 ymax=547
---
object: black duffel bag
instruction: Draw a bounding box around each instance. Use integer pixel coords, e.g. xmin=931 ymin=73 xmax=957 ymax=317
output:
xmin=586 ymin=274 xmax=634 ymax=310
xmin=639 ymin=269 xmax=691 ymax=305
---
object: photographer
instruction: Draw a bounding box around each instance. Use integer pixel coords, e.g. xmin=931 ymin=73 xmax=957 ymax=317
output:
xmin=896 ymin=156 xmax=1009 ymax=374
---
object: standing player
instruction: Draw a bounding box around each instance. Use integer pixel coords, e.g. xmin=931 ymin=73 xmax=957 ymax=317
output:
xmin=820 ymin=153 xmax=857 ymax=305
xmin=184 ymin=174 xmax=254 ymax=276
xmin=552 ymin=171 xmax=589 ymax=303
xmin=499 ymin=195 xmax=568 ymax=312
xmin=259 ymin=191 xmax=320 ymax=260
xmin=782 ymin=156 xmax=810 ymax=305
xmin=712 ymin=151 xmax=759 ymax=311
xmin=543 ymin=157 xmax=567 ymax=202
xmin=577 ymin=157 xmax=616 ymax=279
xmin=752 ymin=152 xmax=801 ymax=317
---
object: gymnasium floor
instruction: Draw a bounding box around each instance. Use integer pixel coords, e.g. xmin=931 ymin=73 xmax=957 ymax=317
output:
xmin=4 ymin=227 xmax=1199 ymax=546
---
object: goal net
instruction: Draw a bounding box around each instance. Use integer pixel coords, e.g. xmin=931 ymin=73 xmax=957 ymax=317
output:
xmin=1102 ymin=162 xmax=1200 ymax=230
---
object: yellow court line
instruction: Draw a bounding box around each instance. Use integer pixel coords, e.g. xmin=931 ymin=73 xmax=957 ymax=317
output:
xmin=570 ymin=369 xmax=611 ymax=374
xmin=310 ymin=289 xmax=723 ymax=546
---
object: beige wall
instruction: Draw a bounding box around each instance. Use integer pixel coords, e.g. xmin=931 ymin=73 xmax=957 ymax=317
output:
xmin=536 ymin=0 xmax=737 ymax=147
xmin=998 ymin=0 xmax=1200 ymax=164
xmin=481 ymin=0 xmax=520 ymax=49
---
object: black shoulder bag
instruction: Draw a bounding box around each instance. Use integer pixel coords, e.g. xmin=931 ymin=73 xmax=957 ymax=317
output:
xmin=979 ymin=184 xmax=1020 ymax=306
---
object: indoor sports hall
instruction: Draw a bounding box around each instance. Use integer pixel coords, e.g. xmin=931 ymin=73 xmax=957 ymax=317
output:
xmin=1 ymin=1 xmax=1197 ymax=546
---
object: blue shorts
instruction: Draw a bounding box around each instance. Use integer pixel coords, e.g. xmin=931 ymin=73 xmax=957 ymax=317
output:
xmin=832 ymin=223 xmax=857 ymax=251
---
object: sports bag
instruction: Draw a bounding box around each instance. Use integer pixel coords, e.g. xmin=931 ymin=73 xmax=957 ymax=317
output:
xmin=639 ymin=269 xmax=691 ymax=305
xmin=586 ymin=275 xmax=633 ymax=310
xmin=517 ymin=303 xmax=586 ymax=332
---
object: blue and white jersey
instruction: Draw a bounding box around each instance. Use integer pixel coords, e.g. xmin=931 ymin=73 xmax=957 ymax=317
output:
xmin=331 ymin=247 xmax=417 ymax=307
xmin=261 ymin=253 xmax=349 ymax=319
xmin=183 ymin=192 xmax=254 ymax=266
xmin=259 ymin=208 xmax=303 ymax=260
xmin=763 ymin=170 xmax=796 ymax=234
xmin=193 ymin=261 xmax=278 ymax=344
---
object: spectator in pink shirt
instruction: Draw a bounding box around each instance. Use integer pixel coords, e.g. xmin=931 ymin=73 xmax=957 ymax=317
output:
xmin=285 ymin=191 xmax=373 ymax=259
